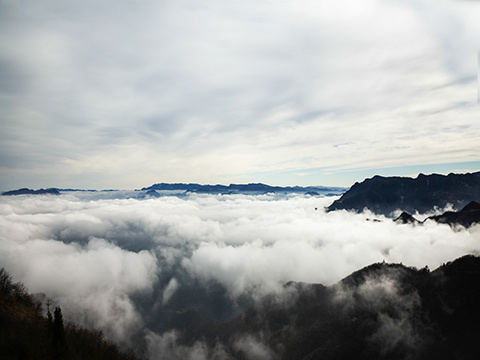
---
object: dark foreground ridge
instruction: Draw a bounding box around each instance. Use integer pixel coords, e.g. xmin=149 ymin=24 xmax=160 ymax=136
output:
xmin=151 ymin=255 xmax=480 ymax=360
xmin=327 ymin=171 xmax=480 ymax=216
xmin=189 ymin=255 xmax=480 ymax=360
xmin=0 ymin=268 xmax=138 ymax=360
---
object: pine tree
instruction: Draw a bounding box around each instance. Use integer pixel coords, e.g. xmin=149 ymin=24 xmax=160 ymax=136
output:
xmin=46 ymin=300 xmax=53 ymax=327
xmin=53 ymin=306 xmax=66 ymax=358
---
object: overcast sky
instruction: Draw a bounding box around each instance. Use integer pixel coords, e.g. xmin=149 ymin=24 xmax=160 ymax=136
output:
xmin=1 ymin=0 xmax=480 ymax=190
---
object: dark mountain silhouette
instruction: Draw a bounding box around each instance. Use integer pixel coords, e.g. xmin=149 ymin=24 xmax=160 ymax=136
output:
xmin=394 ymin=211 xmax=421 ymax=225
xmin=393 ymin=201 xmax=480 ymax=228
xmin=426 ymin=200 xmax=480 ymax=228
xmin=140 ymin=182 xmax=346 ymax=195
xmin=184 ymin=255 xmax=480 ymax=360
xmin=2 ymin=188 xmax=60 ymax=196
xmin=327 ymin=172 xmax=480 ymax=216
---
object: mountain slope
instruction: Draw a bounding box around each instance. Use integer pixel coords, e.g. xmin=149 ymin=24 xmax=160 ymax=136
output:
xmin=0 ymin=268 xmax=139 ymax=360
xmin=327 ymin=172 xmax=480 ymax=216
xmin=393 ymin=201 xmax=480 ymax=228
xmin=427 ymin=200 xmax=480 ymax=227
xmin=185 ymin=255 xmax=480 ymax=360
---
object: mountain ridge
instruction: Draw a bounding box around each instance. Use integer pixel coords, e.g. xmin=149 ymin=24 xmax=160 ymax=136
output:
xmin=327 ymin=171 xmax=480 ymax=216
xmin=394 ymin=201 xmax=480 ymax=228
xmin=1 ymin=183 xmax=347 ymax=196
xmin=141 ymin=182 xmax=346 ymax=195
xmin=2 ymin=188 xmax=60 ymax=196
xmin=183 ymin=254 xmax=480 ymax=360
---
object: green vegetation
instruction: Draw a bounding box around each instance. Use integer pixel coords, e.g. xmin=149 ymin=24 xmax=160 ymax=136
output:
xmin=0 ymin=268 xmax=140 ymax=360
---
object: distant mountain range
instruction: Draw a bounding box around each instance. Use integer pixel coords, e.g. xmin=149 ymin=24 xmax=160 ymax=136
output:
xmin=1 ymin=188 xmax=60 ymax=196
xmin=2 ymin=183 xmax=347 ymax=197
xmin=140 ymin=182 xmax=346 ymax=195
xmin=327 ymin=172 xmax=480 ymax=216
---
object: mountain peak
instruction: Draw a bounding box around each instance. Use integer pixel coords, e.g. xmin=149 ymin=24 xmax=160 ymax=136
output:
xmin=394 ymin=211 xmax=420 ymax=225
xmin=460 ymin=201 xmax=480 ymax=213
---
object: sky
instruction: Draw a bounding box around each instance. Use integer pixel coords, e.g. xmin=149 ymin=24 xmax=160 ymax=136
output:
xmin=1 ymin=192 xmax=479 ymax=356
xmin=1 ymin=0 xmax=480 ymax=190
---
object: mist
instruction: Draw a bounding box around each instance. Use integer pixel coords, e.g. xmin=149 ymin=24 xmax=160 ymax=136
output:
xmin=1 ymin=192 xmax=479 ymax=356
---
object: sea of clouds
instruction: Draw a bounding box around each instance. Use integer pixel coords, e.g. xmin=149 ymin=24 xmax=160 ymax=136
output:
xmin=1 ymin=192 xmax=479 ymax=356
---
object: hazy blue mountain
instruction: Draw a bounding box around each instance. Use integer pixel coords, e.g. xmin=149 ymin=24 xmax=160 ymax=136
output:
xmin=2 ymin=183 xmax=347 ymax=198
xmin=141 ymin=182 xmax=347 ymax=195
xmin=2 ymin=188 xmax=60 ymax=196
xmin=327 ymin=172 xmax=480 ymax=216
xmin=136 ymin=189 xmax=161 ymax=198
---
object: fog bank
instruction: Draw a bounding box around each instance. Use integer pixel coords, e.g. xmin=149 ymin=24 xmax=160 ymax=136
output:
xmin=1 ymin=192 xmax=479 ymax=350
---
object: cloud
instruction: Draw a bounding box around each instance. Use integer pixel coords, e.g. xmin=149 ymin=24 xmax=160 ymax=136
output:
xmin=162 ymin=277 xmax=179 ymax=305
xmin=0 ymin=235 xmax=157 ymax=342
xmin=233 ymin=334 xmax=276 ymax=360
xmin=1 ymin=192 xmax=480 ymax=353
xmin=371 ymin=313 xmax=419 ymax=355
xmin=145 ymin=330 xmax=208 ymax=360
xmin=332 ymin=265 xmax=424 ymax=356
xmin=1 ymin=0 xmax=479 ymax=189
xmin=145 ymin=330 xmax=233 ymax=360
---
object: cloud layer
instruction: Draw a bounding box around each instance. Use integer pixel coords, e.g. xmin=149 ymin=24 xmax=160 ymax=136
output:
xmin=1 ymin=192 xmax=479 ymax=352
xmin=1 ymin=0 xmax=479 ymax=189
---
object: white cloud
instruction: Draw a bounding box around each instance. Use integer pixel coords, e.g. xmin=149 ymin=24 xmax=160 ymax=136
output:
xmin=1 ymin=192 xmax=479 ymax=349
xmin=145 ymin=330 xmax=210 ymax=360
xmin=233 ymin=334 xmax=276 ymax=360
xmin=0 ymin=235 xmax=157 ymax=342
xmin=332 ymin=265 xmax=424 ymax=355
xmin=162 ymin=277 xmax=179 ymax=305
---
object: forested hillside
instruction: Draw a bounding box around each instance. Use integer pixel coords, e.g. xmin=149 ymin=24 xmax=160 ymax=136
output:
xmin=0 ymin=268 xmax=140 ymax=360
